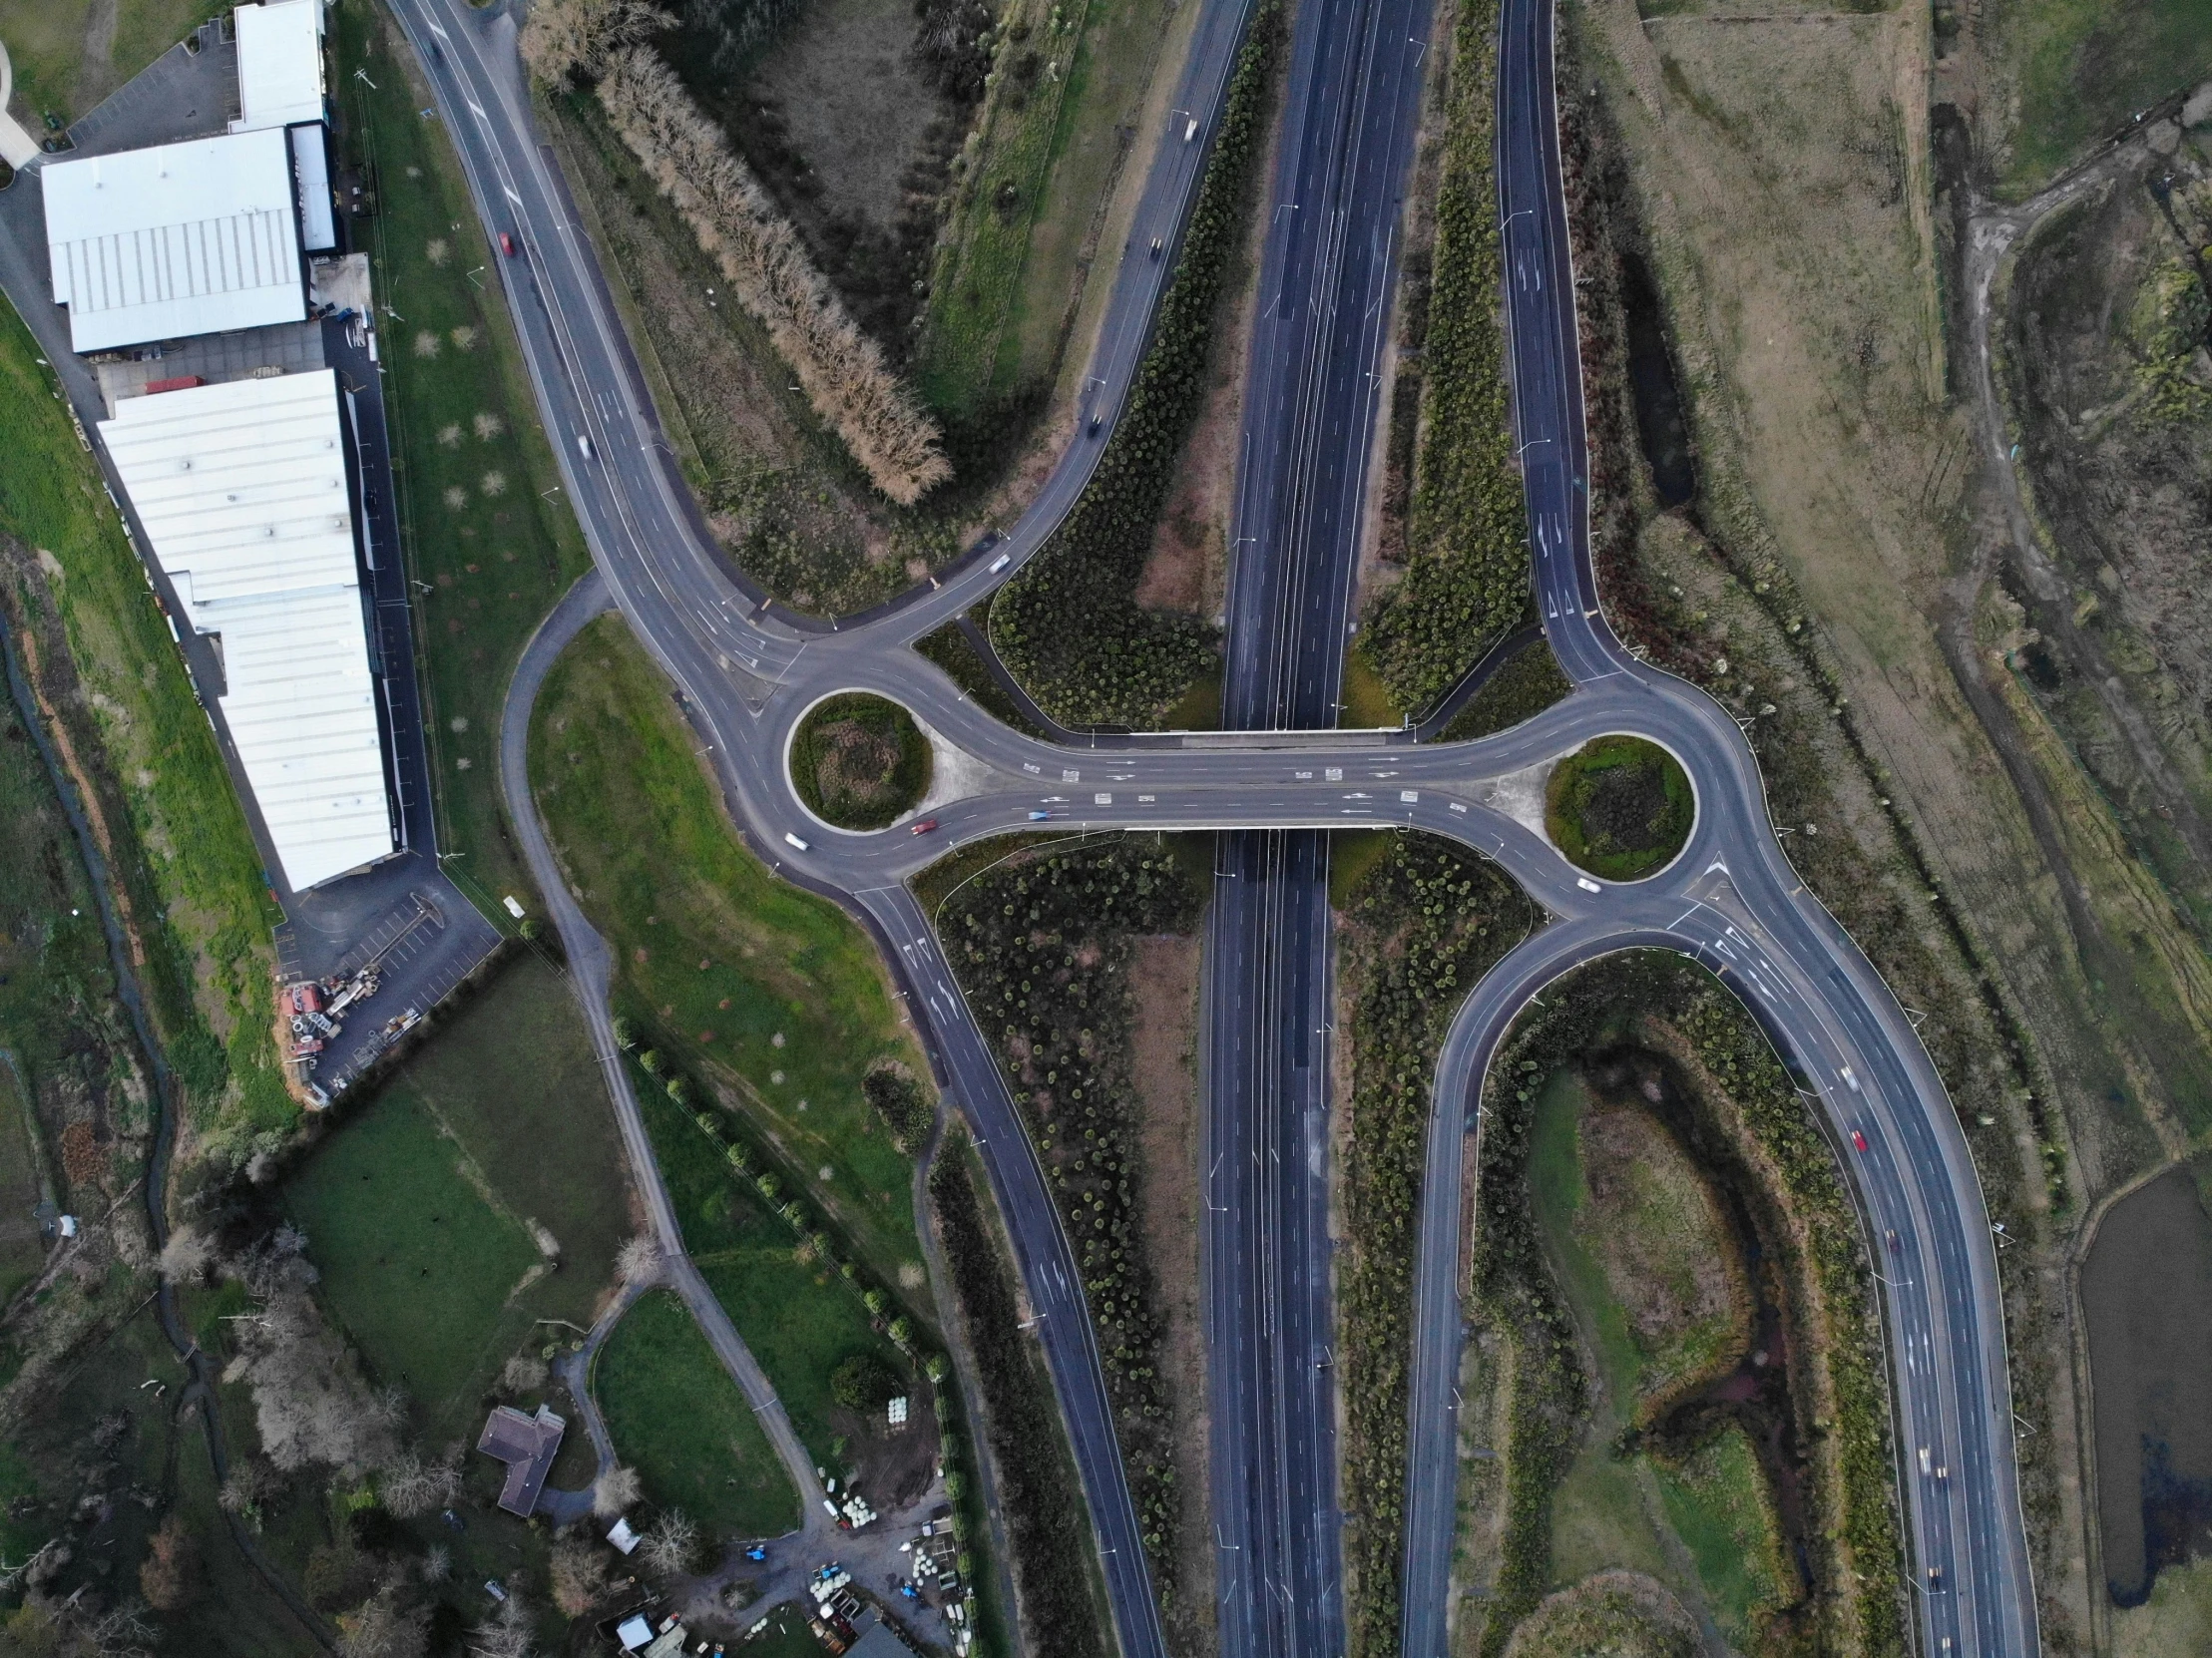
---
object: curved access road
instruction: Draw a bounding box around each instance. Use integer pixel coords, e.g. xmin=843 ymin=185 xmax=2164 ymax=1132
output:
xmin=392 ymin=2 xmax=2036 ymax=1655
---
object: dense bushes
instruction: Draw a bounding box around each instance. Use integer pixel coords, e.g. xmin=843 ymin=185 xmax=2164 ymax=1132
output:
xmin=1337 ymin=836 xmax=1538 ymax=1658
xmin=1358 ymin=0 xmax=1529 ymax=713
xmin=931 ymin=1149 xmax=1109 ymax=1658
xmin=1471 ymin=955 xmax=1905 ymax=1657
xmin=1438 ymin=637 xmax=1572 ymax=740
xmin=1544 ymin=735 xmax=1692 ymax=881
xmin=986 ymin=6 xmax=1283 ymax=727
xmin=862 ymin=1065 xmax=936 ymax=1153
xmin=936 ymin=844 xmax=1199 ymax=1600
xmin=789 ymin=692 xmax=932 ymax=829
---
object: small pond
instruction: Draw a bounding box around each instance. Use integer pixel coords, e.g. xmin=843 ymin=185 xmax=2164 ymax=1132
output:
xmin=1617 ymin=250 xmax=1695 ymax=508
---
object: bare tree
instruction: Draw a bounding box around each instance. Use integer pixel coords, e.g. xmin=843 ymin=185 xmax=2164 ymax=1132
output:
xmin=379 ymin=1451 xmax=460 ymax=1519
xmin=519 ymin=0 xmax=671 ymax=86
xmin=616 ymin=1235 xmax=662 ymax=1286
xmin=466 ymin=1595 xmax=536 ymax=1658
xmin=591 ymin=1463 xmax=643 ymax=1520
xmin=337 ymin=1588 xmax=429 ymax=1658
xmin=549 ymin=1536 xmax=614 ymax=1617
xmin=137 ymin=1514 xmax=194 ymax=1611
xmin=595 ymin=48 xmax=951 ymax=505
xmin=421 ymin=1544 xmax=451 ymax=1586
xmin=500 ymin=1354 xmax=549 ymax=1395
xmin=158 ymin=1224 xmax=215 ymax=1284
xmin=220 ymin=1457 xmax=276 ymax=1513
xmin=638 ymin=1508 xmax=698 ymax=1577
xmin=80 ymin=1601 xmax=160 ymax=1658
xmin=231 ymin=1282 xmax=401 ymax=1474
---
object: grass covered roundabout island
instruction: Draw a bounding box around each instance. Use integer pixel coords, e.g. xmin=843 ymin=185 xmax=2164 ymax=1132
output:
xmin=790 ymin=692 xmax=933 ymax=830
xmin=1547 ymin=734 xmax=1694 ymax=881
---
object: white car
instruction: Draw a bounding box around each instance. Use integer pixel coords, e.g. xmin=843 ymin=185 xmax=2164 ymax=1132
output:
xmin=783 ymin=831 xmax=810 ymax=852
xmin=1574 ymin=876 xmax=1601 ymax=894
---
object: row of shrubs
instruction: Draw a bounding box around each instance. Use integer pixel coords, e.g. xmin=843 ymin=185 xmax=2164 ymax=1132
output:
xmin=931 ymin=1145 xmax=1110 ymax=1658
xmin=986 ymin=5 xmax=1285 ymax=727
xmin=1468 ymin=954 xmax=1905 ymax=1658
xmin=1357 ymin=0 xmax=1530 ymax=714
xmin=935 ymin=844 xmax=1199 ymax=1613
xmin=1336 ymin=835 xmax=1539 ymax=1658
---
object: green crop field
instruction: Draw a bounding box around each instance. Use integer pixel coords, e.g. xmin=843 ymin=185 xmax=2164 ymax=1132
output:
xmin=0 ymin=301 xmax=289 ymax=1160
xmin=283 ymin=955 xmax=629 ymax=1434
xmin=530 ymin=617 xmax=930 ymax=1280
xmin=330 ymin=4 xmax=591 ymax=921
xmin=596 ymin=1289 xmax=800 ymax=1538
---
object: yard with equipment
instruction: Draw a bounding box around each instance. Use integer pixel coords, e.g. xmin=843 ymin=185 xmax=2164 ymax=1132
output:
xmin=530 ymin=617 xmax=933 ymax=1284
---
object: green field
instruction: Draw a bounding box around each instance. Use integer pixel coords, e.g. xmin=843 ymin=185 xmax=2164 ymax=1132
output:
xmin=330 ymin=3 xmax=591 ymax=921
xmin=0 ymin=296 xmax=289 ymax=1161
xmin=1529 ymin=1071 xmax=1645 ymax=1411
xmin=283 ymin=955 xmax=630 ymax=1435
xmin=0 ymin=0 xmax=222 ymax=132
xmin=1994 ymin=0 xmax=2212 ymax=194
xmin=696 ymin=1246 xmax=913 ymax=1472
xmin=596 ymin=1289 xmax=801 ymax=1538
xmin=531 ymin=617 xmax=930 ymax=1280
xmin=915 ymin=0 xmax=1179 ymax=423
xmin=1652 ymin=1428 xmax=1789 ymax=1642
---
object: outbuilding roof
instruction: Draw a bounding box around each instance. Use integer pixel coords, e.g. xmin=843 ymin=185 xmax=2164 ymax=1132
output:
xmin=98 ymin=371 xmax=394 ymax=891
xmin=43 ymin=128 xmax=306 ymax=353
xmin=233 ymin=0 xmax=328 ymax=134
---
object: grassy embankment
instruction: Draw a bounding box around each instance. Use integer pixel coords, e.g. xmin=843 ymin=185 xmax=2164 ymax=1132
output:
xmin=279 ymin=954 xmax=631 ymax=1438
xmin=530 ymin=616 xmax=931 ymax=1282
xmin=1462 ymin=955 xmax=1905 ymax=1658
xmin=332 ymin=5 xmax=593 ymax=921
xmin=1335 ymin=834 xmax=1538 ymax=1658
xmin=1989 ymin=0 xmax=2212 ymax=194
xmin=1528 ymin=1072 xmax=1786 ymax=1649
xmin=931 ymin=838 xmax=1205 ymax=1636
xmin=987 ymin=5 xmax=1282 ymax=728
xmin=1501 ymin=1570 xmax=1698 ymax=1658
xmin=1544 ymin=735 xmax=1693 ymax=882
xmin=789 ymin=691 xmax=932 ymax=830
xmin=597 ymin=1289 xmax=801 ymax=1538
xmin=931 ymin=1139 xmax=1104 ymax=1658
xmin=0 ymin=301 xmax=288 ymax=1167
xmin=916 ymin=0 xmax=1178 ymax=430
xmin=1356 ymin=0 xmax=1527 ymax=720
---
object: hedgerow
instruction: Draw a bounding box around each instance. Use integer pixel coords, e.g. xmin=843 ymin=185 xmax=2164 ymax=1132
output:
xmin=986 ymin=6 xmax=1284 ymax=727
xmin=931 ymin=1145 xmax=1110 ymax=1658
xmin=1337 ymin=835 xmax=1538 ymax=1658
xmin=1471 ymin=954 xmax=1906 ymax=1658
xmin=1358 ymin=0 xmax=1529 ymax=713
xmin=936 ymin=843 xmax=1199 ymax=1610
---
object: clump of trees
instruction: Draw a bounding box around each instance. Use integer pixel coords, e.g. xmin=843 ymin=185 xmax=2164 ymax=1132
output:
xmin=987 ymin=7 xmax=1284 ymax=727
xmin=861 ymin=1064 xmax=936 ymax=1152
xmin=937 ymin=844 xmax=1198 ymax=1591
xmin=1356 ymin=0 xmax=1529 ymax=713
xmin=931 ymin=1151 xmax=1108 ymax=1658
xmin=523 ymin=0 xmax=952 ymax=504
xmin=1334 ymin=836 xmax=1536 ymax=1658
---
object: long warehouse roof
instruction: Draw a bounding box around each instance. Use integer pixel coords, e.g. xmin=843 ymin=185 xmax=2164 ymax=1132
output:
xmin=100 ymin=371 xmax=394 ymax=891
xmin=43 ymin=128 xmax=306 ymax=353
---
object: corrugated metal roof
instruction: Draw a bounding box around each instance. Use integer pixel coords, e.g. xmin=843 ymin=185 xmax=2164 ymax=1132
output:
xmin=101 ymin=372 xmax=393 ymax=891
xmin=233 ymin=0 xmax=327 ymax=134
xmin=43 ymin=129 xmax=306 ymax=352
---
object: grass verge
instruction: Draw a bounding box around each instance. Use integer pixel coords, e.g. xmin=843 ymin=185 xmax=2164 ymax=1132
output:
xmin=1337 ymin=833 xmax=1538 ymax=1658
xmin=332 ymin=4 xmax=593 ymax=920
xmin=596 ymin=1288 xmax=802 ymax=1538
xmin=1544 ymin=735 xmax=1691 ymax=882
xmin=790 ymin=691 xmax=932 ymax=830
xmin=1356 ymin=0 xmax=1527 ymax=713
xmin=987 ymin=4 xmax=1283 ymax=727
xmin=530 ymin=616 xmax=930 ymax=1281
xmin=0 ymin=300 xmax=288 ymax=1166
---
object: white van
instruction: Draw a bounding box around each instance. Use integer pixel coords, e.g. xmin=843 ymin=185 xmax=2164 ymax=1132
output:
xmin=783 ymin=831 xmax=810 ymax=852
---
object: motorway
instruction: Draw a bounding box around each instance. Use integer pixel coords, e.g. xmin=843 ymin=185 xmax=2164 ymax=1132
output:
xmin=383 ymin=0 xmax=2037 ymax=1654
xmin=1206 ymin=0 xmax=1432 ymax=1651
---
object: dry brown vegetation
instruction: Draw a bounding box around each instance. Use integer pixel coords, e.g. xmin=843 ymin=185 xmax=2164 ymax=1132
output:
xmin=524 ymin=0 xmax=950 ymax=505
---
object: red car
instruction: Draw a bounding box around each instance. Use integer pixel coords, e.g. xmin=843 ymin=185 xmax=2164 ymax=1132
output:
xmin=1851 ymin=1128 xmax=1870 ymax=1153
xmin=499 ymin=232 xmax=518 ymax=257
xmin=909 ymin=818 xmax=940 ymax=836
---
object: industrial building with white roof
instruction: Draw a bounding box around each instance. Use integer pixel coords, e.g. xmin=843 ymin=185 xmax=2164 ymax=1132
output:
xmin=99 ymin=371 xmax=395 ymax=892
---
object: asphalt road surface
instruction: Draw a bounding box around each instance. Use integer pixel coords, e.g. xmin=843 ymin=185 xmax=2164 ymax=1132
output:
xmin=1206 ymin=0 xmax=1432 ymax=1650
xmin=382 ymin=2 xmax=2036 ymax=1654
